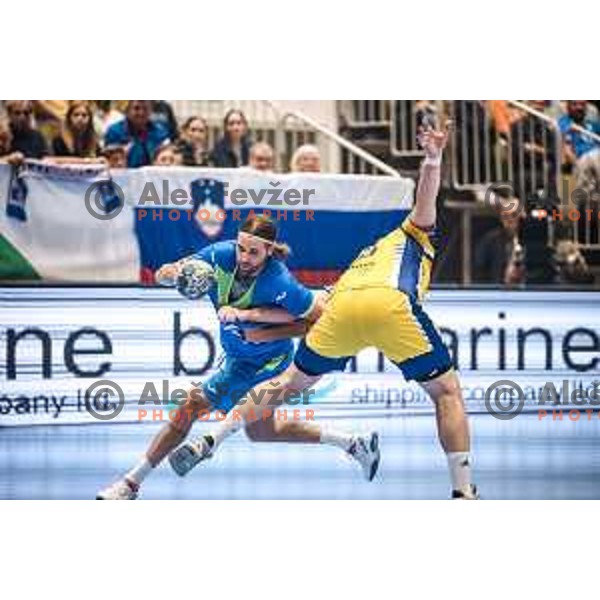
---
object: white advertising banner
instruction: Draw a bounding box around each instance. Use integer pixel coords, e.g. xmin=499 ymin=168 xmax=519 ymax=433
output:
xmin=1 ymin=288 xmax=599 ymax=426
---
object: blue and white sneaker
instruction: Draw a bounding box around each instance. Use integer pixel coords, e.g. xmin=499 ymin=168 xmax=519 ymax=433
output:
xmin=168 ymin=435 xmax=214 ymax=477
xmin=348 ymin=432 xmax=380 ymax=482
xmin=96 ymin=478 xmax=138 ymax=500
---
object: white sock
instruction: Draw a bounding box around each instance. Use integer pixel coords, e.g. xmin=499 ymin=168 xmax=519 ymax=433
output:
xmin=125 ymin=457 xmax=154 ymax=487
xmin=447 ymin=452 xmax=472 ymax=492
xmin=320 ymin=427 xmax=354 ymax=452
xmin=209 ymin=413 xmax=244 ymax=450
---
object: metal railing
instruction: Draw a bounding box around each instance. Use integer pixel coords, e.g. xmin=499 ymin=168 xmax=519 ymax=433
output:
xmin=337 ymin=100 xmax=390 ymax=128
xmin=449 ymin=100 xmax=508 ymax=191
xmin=266 ymin=102 xmax=400 ymax=177
xmin=448 ymin=100 xmax=600 ymax=250
xmin=337 ymin=100 xmax=429 ymax=157
xmin=572 ymin=149 xmax=600 ymax=249
xmin=171 ymin=100 xmax=399 ymax=176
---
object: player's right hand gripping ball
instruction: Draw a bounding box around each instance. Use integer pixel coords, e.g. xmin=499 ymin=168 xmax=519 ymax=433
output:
xmin=176 ymin=259 xmax=216 ymax=300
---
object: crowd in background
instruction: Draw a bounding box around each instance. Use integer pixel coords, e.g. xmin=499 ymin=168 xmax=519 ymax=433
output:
xmin=415 ymin=100 xmax=599 ymax=287
xmin=467 ymin=101 xmax=600 ymax=288
xmin=487 ymin=100 xmax=600 ymax=167
xmin=0 ymin=100 xmax=323 ymax=173
xmin=451 ymin=100 xmax=600 ymax=196
xmin=2 ymin=99 xmax=599 ymax=289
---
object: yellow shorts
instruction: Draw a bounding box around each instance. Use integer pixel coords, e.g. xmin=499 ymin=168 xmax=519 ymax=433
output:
xmin=295 ymin=287 xmax=452 ymax=382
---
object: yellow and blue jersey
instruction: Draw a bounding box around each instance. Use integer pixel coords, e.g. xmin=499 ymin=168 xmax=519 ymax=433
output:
xmin=333 ymin=219 xmax=436 ymax=302
xmin=295 ymin=220 xmax=452 ymax=383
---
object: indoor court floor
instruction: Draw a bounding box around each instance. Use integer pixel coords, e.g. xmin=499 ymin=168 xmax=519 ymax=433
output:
xmin=1 ymin=411 xmax=599 ymax=499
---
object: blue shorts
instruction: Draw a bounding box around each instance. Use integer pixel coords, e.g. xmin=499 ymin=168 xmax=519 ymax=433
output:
xmin=202 ymin=351 xmax=293 ymax=413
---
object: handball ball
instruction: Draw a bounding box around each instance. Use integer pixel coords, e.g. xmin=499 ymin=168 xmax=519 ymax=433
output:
xmin=176 ymin=259 xmax=216 ymax=300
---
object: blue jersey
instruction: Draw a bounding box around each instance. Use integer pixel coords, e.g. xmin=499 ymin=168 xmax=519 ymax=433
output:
xmin=193 ymin=241 xmax=315 ymax=362
xmin=559 ymin=114 xmax=600 ymax=158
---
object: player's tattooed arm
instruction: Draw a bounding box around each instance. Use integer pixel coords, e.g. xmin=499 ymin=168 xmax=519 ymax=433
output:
xmin=410 ymin=120 xmax=451 ymax=230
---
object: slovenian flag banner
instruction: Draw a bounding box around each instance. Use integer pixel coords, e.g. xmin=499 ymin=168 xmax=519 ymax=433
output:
xmin=0 ymin=162 xmax=414 ymax=285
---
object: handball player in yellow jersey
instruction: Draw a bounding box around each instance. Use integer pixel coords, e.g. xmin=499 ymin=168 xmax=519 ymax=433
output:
xmin=174 ymin=122 xmax=478 ymax=499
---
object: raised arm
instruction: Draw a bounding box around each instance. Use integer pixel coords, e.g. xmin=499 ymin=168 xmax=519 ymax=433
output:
xmin=409 ymin=121 xmax=450 ymax=229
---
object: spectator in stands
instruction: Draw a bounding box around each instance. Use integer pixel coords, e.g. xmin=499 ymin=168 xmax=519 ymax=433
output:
xmin=0 ymin=118 xmax=24 ymax=165
xmin=555 ymin=240 xmax=594 ymax=285
xmin=5 ymin=101 xmax=48 ymax=159
xmin=475 ymin=203 xmax=525 ymax=286
xmin=559 ymin=101 xmax=600 ymax=166
xmin=94 ymin=101 xmax=124 ymax=137
xmin=210 ymin=109 xmax=251 ymax=168
xmin=575 ymin=147 xmax=600 ymax=201
xmin=151 ymin=101 xmax=179 ymax=141
xmin=173 ymin=146 xmax=184 ymax=166
xmin=177 ymin=116 xmax=210 ymax=166
xmin=487 ymin=101 xmax=522 ymax=141
xmin=32 ymin=101 xmax=68 ymax=146
xmin=290 ymin=144 xmax=321 ymax=172
xmin=52 ymin=101 xmax=100 ymax=158
xmin=102 ymin=144 xmax=127 ymax=169
xmin=571 ymin=148 xmax=600 ymax=250
xmin=104 ymin=101 xmax=170 ymax=168
xmin=249 ymin=142 xmax=275 ymax=172
xmin=153 ymin=143 xmax=179 ymax=166
xmin=0 ymin=118 xmax=11 ymax=155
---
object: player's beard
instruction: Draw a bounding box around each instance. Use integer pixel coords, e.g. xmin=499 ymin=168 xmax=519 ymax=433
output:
xmin=238 ymin=262 xmax=260 ymax=278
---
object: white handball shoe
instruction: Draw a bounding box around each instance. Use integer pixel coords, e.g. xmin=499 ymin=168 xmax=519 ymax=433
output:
xmin=451 ymin=485 xmax=480 ymax=500
xmin=348 ymin=432 xmax=380 ymax=482
xmin=168 ymin=436 xmax=214 ymax=477
xmin=96 ymin=478 xmax=139 ymax=500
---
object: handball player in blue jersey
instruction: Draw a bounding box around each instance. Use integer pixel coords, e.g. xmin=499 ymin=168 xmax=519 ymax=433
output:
xmin=97 ymin=215 xmax=380 ymax=499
